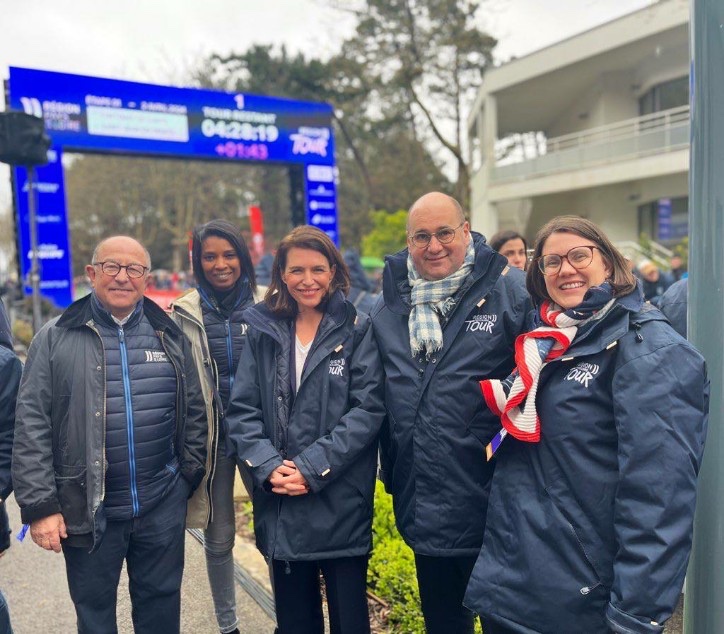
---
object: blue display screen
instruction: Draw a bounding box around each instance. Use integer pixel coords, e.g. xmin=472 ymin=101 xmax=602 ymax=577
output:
xmin=8 ymin=67 xmax=335 ymax=165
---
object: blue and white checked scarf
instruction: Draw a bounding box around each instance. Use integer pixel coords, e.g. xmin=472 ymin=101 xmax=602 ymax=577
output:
xmin=407 ymin=240 xmax=475 ymax=359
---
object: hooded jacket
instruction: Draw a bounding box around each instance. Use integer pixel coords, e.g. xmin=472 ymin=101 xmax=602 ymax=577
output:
xmin=170 ymin=286 xmax=261 ymax=527
xmin=464 ymin=288 xmax=709 ymax=634
xmin=225 ymin=291 xmax=385 ymax=561
xmin=371 ymin=233 xmax=530 ymax=556
xmin=12 ymin=294 xmax=207 ymax=550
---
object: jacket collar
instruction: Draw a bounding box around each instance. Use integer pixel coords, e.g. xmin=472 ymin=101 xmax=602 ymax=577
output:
xmin=381 ymin=232 xmax=507 ymax=314
xmin=57 ymin=293 xmax=180 ymax=335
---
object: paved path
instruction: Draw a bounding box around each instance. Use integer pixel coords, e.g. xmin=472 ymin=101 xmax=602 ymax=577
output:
xmin=1 ymin=495 xmax=276 ymax=633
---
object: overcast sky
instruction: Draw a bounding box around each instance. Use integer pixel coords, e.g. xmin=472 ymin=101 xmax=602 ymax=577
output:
xmin=0 ymin=0 xmax=655 ymax=206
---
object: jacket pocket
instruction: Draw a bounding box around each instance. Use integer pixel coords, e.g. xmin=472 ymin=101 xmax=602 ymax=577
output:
xmin=54 ymin=464 xmax=89 ymax=534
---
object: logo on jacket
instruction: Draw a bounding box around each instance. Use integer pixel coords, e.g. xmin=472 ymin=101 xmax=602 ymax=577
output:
xmin=565 ymin=362 xmax=599 ymax=387
xmin=329 ymin=358 xmax=345 ymax=377
xmin=240 ymin=323 xmax=249 ymax=336
xmin=465 ymin=313 xmax=497 ymax=333
xmin=144 ymin=350 xmax=169 ymax=363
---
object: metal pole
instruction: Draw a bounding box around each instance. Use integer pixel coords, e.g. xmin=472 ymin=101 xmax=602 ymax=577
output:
xmin=685 ymin=0 xmax=724 ymax=631
xmin=27 ymin=166 xmax=42 ymax=334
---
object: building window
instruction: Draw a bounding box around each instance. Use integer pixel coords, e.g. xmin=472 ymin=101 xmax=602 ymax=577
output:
xmin=639 ymin=77 xmax=689 ymax=115
xmin=638 ymin=196 xmax=689 ymax=244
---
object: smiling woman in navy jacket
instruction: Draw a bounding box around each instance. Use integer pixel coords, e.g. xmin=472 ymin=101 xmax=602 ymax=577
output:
xmin=464 ymin=216 xmax=709 ymax=634
xmin=225 ymin=226 xmax=385 ymax=634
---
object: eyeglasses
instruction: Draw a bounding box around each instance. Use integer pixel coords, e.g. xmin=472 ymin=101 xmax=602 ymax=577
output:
xmin=409 ymin=223 xmax=464 ymax=248
xmin=93 ymin=261 xmax=149 ymax=279
xmin=536 ymin=246 xmax=600 ymax=276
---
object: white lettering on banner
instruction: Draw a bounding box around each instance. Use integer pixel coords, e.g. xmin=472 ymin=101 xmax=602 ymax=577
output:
xmin=465 ymin=314 xmax=497 ymax=333
xmin=311 ymin=214 xmax=336 ymax=225
xmin=309 ymin=200 xmax=336 ymax=211
xmin=290 ymin=133 xmax=328 ymax=157
xmin=307 ymin=165 xmax=335 ymax=182
xmin=26 ymin=244 xmax=65 ymax=260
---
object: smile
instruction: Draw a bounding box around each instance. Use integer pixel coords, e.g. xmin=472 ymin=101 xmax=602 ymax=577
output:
xmin=560 ymin=282 xmax=585 ymax=290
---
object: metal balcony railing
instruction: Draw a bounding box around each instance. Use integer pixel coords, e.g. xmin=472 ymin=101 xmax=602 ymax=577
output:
xmin=492 ymin=105 xmax=690 ymax=183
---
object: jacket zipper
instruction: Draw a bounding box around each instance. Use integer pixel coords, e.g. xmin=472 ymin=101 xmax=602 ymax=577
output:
xmin=118 ymin=327 xmax=140 ymax=517
xmin=87 ymin=322 xmax=107 ymax=507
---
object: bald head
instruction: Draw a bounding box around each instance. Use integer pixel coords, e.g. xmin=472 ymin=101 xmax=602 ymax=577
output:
xmin=407 ymin=192 xmax=465 ymax=231
xmin=92 ymin=236 xmax=151 ymax=270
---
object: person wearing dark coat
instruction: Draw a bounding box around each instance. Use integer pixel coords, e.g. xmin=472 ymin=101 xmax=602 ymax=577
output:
xmin=225 ymin=226 xmax=385 ymax=634
xmin=465 ymin=216 xmax=709 ymax=634
xmin=658 ymin=277 xmax=688 ymax=338
xmin=371 ymin=192 xmax=530 ymax=634
xmin=343 ymin=248 xmax=378 ymax=315
xmin=12 ymin=236 xmax=207 ymax=634
xmin=637 ymin=259 xmax=674 ymax=305
xmin=0 ymin=344 xmax=22 ymax=634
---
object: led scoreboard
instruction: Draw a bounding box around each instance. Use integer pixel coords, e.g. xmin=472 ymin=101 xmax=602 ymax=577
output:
xmin=7 ymin=67 xmax=339 ymax=307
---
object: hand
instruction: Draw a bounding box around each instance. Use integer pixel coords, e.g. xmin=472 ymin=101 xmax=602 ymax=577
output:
xmin=30 ymin=513 xmax=67 ymax=553
xmin=268 ymin=460 xmax=310 ymax=496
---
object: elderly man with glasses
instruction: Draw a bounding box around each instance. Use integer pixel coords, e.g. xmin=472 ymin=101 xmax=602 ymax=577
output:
xmin=12 ymin=235 xmax=207 ymax=634
xmin=370 ymin=192 xmax=531 ymax=634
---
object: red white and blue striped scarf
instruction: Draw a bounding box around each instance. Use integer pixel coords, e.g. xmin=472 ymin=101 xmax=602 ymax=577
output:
xmin=481 ymin=283 xmax=616 ymax=460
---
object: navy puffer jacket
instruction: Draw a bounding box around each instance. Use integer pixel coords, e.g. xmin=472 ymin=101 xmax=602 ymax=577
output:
xmin=464 ymin=288 xmax=709 ymax=634
xmin=371 ymin=233 xmax=530 ymax=556
xmin=225 ymin=291 xmax=385 ymax=560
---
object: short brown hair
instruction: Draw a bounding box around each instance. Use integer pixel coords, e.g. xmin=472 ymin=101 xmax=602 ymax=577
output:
xmin=526 ymin=216 xmax=637 ymax=305
xmin=265 ymin=226 xmax=350 ymax=317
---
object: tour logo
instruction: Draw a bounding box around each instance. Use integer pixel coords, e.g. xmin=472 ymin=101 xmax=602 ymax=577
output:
xmin=144 ymin=351 xmax=168 ymax=363
xmin=465 ymin=313 xmax=497 ymax=333
xmin=240 ymin=323 xmax=249 ymax=336
xmin=329 ymin=358 xmax=345 ymax=377
xmin=565 ymin=362 xmax=599 ymax=387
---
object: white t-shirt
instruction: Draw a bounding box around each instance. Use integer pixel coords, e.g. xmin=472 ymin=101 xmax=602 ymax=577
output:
xmin=295 ymin=336 xmax=312 ymax=392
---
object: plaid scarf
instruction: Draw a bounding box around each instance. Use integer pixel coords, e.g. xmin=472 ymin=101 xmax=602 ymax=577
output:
xmin=481 ymin=282 xmax=616 ymax=460
xmin=407 ymin=240 xmax=475 ymax=359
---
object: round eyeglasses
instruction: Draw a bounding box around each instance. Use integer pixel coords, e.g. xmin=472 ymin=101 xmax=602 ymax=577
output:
xmin=536 ymin=246 xmax=600 ymax=276
xmin=409 ymin=222 xmax=464 ymax=248
xmin=93 ymin=261 xmax=149 ymax=279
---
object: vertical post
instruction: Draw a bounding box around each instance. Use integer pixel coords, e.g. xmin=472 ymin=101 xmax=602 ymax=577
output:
xmin=685 ymin=0 xmax=724 ymax=631
xmin=26 ymin=166 xmax=42 ymax=334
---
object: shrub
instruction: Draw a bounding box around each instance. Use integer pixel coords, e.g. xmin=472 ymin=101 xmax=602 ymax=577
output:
xmin=368 ymin=480 xmax=426 ymax=633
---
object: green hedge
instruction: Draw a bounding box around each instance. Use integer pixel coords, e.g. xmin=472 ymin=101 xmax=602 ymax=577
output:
xmin=368 ymin=480 xmax=426 ymax=633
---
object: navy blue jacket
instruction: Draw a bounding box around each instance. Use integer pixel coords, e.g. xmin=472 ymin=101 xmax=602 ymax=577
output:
xmin=0 ymin=347 xmax=22 ymax=553
xmin=371 ymin=233 xmax=530 ymax=556
xmin=658 ymin=278 xmax=687 ymax=338
xmin=225 ymin=291 xmax=385 ymax=561
xmin=464 ymin=288 xmax=709 ymax=634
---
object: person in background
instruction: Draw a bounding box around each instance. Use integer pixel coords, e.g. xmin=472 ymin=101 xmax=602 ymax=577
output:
xmin=225 ymin=226 xmax=385 ymax=634
xmin=12 ymin=236 xmax=207 ymax=634
xmin=0 ymin=341 xmax=23 ymax=634
xmin=637 ymin=259 xmax=673 ymax=305
xmin=170 ymin=219 xmax=262 ymax=634
xmin=343 ymin=248 xmax=378 ymax=315
xmin=465 ymin=216 xmax=708 ymax=633
xmin=489 ymin=229 xmax=528 ymax=271
xmin=670 ymin=254 xmax=687 ymax=281
xmin=372 ymin=192 xmax=530 ymax=634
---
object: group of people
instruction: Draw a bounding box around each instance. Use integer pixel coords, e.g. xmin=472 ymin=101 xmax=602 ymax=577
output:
xmin=3 ymin=191 xmax=709 ymax=634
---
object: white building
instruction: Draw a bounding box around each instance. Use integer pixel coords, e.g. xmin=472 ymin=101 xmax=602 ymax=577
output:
xmin=467 ymin=0 xmax=689 ymax=251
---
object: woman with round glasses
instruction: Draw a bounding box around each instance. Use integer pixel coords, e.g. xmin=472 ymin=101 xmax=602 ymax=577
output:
xmin=169 ymin=219 xmax=261 ymax=634
xmin=224 ymin=226 xmax=385 ymax=634
xmin=464 ymin=216 xmax=708 ymax=633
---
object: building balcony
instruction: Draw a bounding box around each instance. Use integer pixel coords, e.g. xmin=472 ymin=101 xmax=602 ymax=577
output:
xmin=491 ymin=105 xmax=690 ymax=183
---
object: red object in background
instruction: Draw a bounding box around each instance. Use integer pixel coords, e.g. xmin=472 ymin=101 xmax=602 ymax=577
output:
xmin=145 ymin=289 xmax=182 ymax=311
xmin=249 ymin=205 xmax=265 ymax=260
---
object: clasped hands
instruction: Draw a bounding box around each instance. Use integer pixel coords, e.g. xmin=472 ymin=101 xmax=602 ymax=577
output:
xmin=268 ymin=459 xmax=310 ymax=496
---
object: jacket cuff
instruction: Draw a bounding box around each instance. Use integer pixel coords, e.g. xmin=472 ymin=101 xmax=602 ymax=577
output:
xmin=19 ymin=498 xmax=62 ymax=525
xmin=605 ymin=602 xmax=665 ymax=634
xmin=250 ymin=455 xmax=284 ymax=489
xmin=240 ymin=445 xmax=284 ymax=488
xmin=296 ymin=445 xmax=331 ymax=493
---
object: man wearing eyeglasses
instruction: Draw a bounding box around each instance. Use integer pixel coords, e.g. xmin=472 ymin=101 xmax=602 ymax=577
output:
xmin=12 ymin=235 xmax=207 ymax=633
xmin=371 ymin=192 xmax=530 ymax=634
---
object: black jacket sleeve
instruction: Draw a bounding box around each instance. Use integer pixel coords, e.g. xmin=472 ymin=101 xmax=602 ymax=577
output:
xmin=179 ymin=334 xmax=208 ymax=492
xmin=0 ymin=347 xmax=22 ymax=501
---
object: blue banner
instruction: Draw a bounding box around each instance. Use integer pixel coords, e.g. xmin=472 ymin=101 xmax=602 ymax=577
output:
xmin=13 ymin=148 xmax=74 ymax=308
